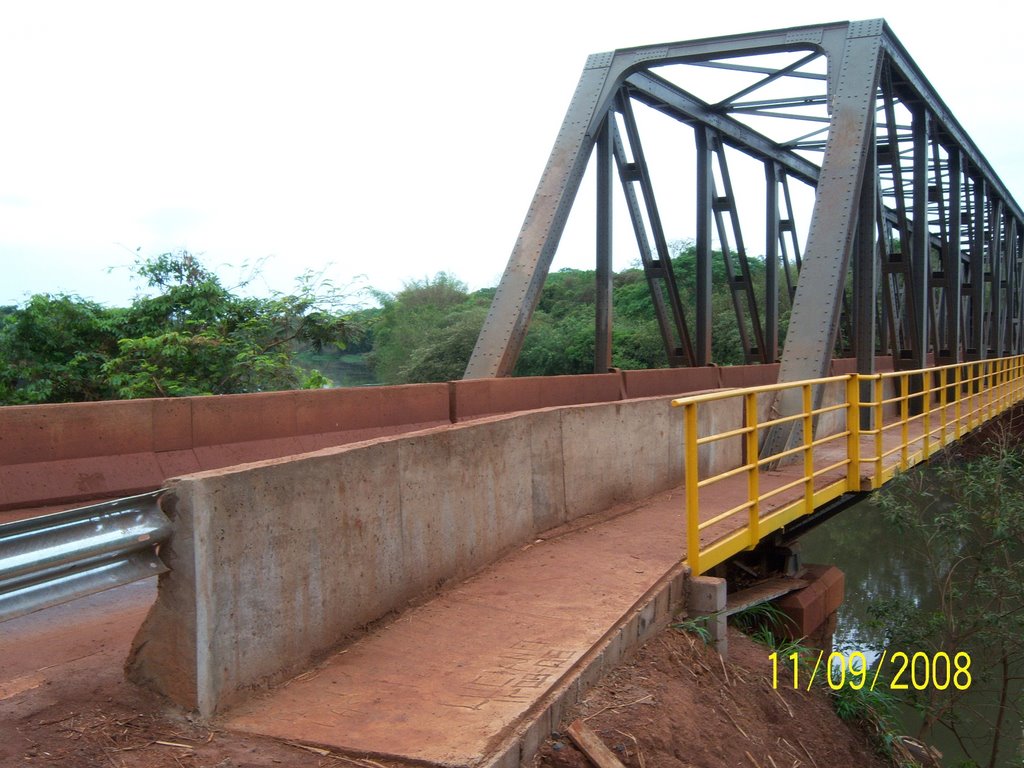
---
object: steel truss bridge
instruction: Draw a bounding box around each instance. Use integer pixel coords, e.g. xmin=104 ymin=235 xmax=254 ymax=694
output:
xmin=465 ymin=19 xmax=1024 ymax=443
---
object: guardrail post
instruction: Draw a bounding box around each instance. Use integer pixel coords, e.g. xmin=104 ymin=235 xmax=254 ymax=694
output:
xmin=684 ymin=402 xmax=701 ymax=574
xmin=745 ymin=391 xmax=760 ymax=549
xmin=1001 ymin=358 xmax=1008 ymax=412
xmin=846 ymin=375 xmax=861 ymax=491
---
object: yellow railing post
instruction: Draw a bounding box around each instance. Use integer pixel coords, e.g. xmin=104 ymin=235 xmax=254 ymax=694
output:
xmin=900 ymin=373 xmax=910 ymax=470
xmin=939 ymin=366 xmax=948 ymax=449
xmin=745 ymin=391 xmax=760 ymax=549
xmin=846 ymin=375 xmax=861 ymax=492
xmin=987 ymin=360 xmax=994 ymax=421
xmin=955 ymin=364 xmax=963 ymax=439
xmin=1002 ymin=358 xmax=1009 ymax=412
xmin=994 ymin=358 xmax=1001 ymax=414
xmin=684 ymin=402 xmax=700 ymax=574
xmin=803 ymin=384 xmax=814 ymax=515
xmin=972 ymin=362 xmax=980 ymax=431
xmin=874 ymin=376 xmax=883 ymax=488
xmin=923 ymin=370 xmax=932 ymax=458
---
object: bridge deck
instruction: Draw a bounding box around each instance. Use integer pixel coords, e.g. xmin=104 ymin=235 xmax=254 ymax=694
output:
xmin=221 ymin=377 xmax=994 ymax=766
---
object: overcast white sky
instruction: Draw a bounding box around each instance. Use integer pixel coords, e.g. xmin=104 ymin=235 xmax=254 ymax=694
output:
xmin=2 ymin=1 xmax=1022 ymax=308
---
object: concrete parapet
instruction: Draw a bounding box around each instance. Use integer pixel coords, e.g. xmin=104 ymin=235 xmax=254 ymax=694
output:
xmin=127 ymin=396 xmax=686 ymax=715
xmin=719 ymin=362 xmax=781 ymax=389
xmin=620 ymin=366 xmax=720 ymax=399
xmin=0 ymin=384 xmax=449 ymax=510
xmin=561 ymin=398 xmax=683 ymax=519
xmin=450 ymin=373 xmax=621 ymax=421
xmin=2 ymin=361 xmax=880 ymax=512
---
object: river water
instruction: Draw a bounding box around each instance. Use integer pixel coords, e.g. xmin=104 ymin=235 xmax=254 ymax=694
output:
xmin=799 ymin=496 xmax=1023 ymax=767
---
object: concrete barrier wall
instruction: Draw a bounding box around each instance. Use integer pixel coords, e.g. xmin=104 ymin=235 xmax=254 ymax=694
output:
xmin=0 ymin=384 xmax=450 ymax=511
xmin=0 ymin=359 xmax=886 ymax=512
xmin=450 ymin=372 xmax=622 ymax=420
xmin=127 ymin=395 xmax=685 ymax=715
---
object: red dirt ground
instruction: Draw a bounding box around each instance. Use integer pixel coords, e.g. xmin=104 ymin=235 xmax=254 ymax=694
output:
xmin=2 ymin=581 xmax=888 ymax=768
xmin=536 ymin=627 xmax=890 ymax=768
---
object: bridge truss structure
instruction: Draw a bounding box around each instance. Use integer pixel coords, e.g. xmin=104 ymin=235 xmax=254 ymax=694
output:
xmin=464 ymin=19 xmax=1024 ymax=392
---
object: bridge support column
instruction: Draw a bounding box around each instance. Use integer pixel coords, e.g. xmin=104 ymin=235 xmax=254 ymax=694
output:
xmin=688 ymin=575 xmax=727 ymax=657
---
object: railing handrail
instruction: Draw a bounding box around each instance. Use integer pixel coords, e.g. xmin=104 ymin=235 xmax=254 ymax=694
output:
xmin=670 ymin=373 xmax=854 ymax=408
xmin=670 ymin=358 xmax=1008 ymax=410
xmin=674 ymin=354 xmax=1024 ymax=575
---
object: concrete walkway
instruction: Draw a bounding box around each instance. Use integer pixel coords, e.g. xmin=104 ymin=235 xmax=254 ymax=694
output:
xmin=225 ymin=491 xmax=688 ymax=767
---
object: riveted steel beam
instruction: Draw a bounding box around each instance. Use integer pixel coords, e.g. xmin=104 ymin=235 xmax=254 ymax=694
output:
xmin=762 ymin=21 xmax=885 ymax=456
xmin=464 ymin=22 xmax=850 ymax=378
xmin=465 ymin=19 xmax=1024 ymax=389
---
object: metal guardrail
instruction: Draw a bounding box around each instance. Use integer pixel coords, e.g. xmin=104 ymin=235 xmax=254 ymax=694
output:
xmin=0 ymin=490 xmax=170 ymax=623
xmin=672 ymin=355 xmax=1024 ymax=575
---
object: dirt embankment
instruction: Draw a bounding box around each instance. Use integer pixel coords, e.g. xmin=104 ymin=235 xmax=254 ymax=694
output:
xmin=2 ymin=575 xmax=888 ymax=768
xmin=537 ymin=626 xmax=888 ymax=768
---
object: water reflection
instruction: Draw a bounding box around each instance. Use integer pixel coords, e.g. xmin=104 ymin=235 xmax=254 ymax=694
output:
xmin=799 ymin=497 xmax=1021 ymax=768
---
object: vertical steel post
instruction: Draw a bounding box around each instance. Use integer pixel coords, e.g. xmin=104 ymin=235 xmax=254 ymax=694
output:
xmin=991 ymin=201 xmax=1005 ymax=357
xmin=765 ymin=162 xmax=781 ymax=363
xmin=764 ymin=25 xmax=884 ymax=458
xmin=595 ymin=112 xmax=614 ymax=373
xmin=695 ymin=126 xmax=714 ymax=366
xmin=945 ymin=149 xmax=963 ymax=362
xmin=854 ymin=133 xmax=878 ymax=428
xmin=969 ymin=178 xmax=986 ymax=360
xmin=910 ymin=106 xmax=930 ymax=371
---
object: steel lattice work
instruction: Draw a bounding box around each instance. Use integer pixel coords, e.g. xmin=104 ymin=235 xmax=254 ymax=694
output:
xmin=463 ymin=19 xmax=1024 ymax=400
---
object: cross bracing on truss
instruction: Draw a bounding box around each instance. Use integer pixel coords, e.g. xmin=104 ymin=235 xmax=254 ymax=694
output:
xmin=463 ymin=18 xmax=1024 ymax=455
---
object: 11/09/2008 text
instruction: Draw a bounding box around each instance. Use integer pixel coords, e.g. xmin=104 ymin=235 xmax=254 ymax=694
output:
xmin=769 ymin=650 xmax=972 ymax=691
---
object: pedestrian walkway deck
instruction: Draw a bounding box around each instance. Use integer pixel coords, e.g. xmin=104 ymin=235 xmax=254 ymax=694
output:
xmin=224 ymin=357 xmax=1024 ymax=767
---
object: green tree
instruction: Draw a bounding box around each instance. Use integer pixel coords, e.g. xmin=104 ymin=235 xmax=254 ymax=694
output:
xmin=368 ymin=273 xmax=484 ymax=384
xmin=871 ymin=431 xmax=1024 ymax=767
xmin=364 ymin=242 xmax=782 ymax=383
xmin=0 ymin=294 xmax=122 ymax=403
xmin=0 ymin=251 xmax=356 ymax=404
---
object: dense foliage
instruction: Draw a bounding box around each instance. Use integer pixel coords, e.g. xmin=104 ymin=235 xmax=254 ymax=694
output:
xmin=871 ymin=432 xmax=1024 ymax=767
xmin=365 ymin=242 xmax=780 ymax=384
xmin=0 ymin=252 xmax=355 ymax=404
xmin=2 ymin=242 xmax=782 ymax=402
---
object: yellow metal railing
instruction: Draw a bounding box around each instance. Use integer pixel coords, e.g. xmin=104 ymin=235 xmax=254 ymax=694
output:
xmin=671 ymin=355 xmax=1024 ymax=575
